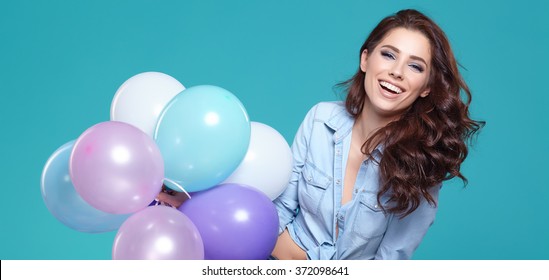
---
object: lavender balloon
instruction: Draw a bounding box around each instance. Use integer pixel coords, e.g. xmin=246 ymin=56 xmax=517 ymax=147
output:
xmin=112 ymin=205 xmax=204 ymax=260
xmin=178 ymin=183 xmax=279 ymax=260
xmin=70 ymin=121 xmax=164 ymax=214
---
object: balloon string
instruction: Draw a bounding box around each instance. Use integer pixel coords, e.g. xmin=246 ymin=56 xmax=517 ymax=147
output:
xmin=163 ymin=178 xmax=191 ymax=199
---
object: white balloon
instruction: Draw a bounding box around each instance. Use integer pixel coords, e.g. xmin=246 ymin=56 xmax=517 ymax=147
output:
xmin=110 ymin=72 xmax=185 ymax=137
xmin=223 ymin=122 xmax=293 ymax=200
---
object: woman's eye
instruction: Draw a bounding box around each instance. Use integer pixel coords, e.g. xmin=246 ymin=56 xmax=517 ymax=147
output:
xmin=409 ymin=64 xmax=424 ymax=73
xmin=381 ymin=51 xmax=395 ymax=60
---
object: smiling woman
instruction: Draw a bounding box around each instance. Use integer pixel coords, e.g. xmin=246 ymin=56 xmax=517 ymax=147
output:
xmin=361 ymin=27 xmax=432 ymax=119
xmin=271 ymin=9 xmax=485 ymax=260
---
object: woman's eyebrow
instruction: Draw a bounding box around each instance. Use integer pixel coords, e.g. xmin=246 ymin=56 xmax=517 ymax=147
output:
xmin=380 ymin=44 xmax=427 ymax=65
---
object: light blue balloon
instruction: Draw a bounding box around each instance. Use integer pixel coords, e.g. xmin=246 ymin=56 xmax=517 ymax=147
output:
xmin=154 ymin=85 xmax=251 ymax=193
xmin=40 ymin=140 xmax=130 ymax=233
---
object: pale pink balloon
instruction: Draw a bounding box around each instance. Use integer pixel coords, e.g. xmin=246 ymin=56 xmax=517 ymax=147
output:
xmin=112 ymin=206 xmax=204 ymax=260
xmin=70 ymin=121 xmax=164 ymax=214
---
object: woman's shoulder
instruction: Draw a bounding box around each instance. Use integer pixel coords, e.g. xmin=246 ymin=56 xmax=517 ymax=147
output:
xmin=308 ymin=101 xmax=346 ymax=121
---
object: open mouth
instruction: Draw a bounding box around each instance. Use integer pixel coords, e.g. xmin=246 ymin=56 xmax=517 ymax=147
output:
xmin=379 ymin=81 xmax=403 ymax=94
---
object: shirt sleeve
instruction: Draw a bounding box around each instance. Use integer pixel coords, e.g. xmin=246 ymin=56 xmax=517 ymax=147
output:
xmin=374 ymin=184 xmax=441 ymax=259
xmin=272 ymin=104 xmax=319 ymax=235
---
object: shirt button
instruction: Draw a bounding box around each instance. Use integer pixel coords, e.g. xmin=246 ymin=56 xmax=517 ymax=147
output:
xmin=354 ymin=189 xmax=358 ymax=193
xmin=336 ymin=179 xmax=341 ymax=185
xmin=336 ymin=149 xmax=341 ymax=155
xmin=307 ymin=177 xmax=312 ymax=182
xmin=374 ymin=204 xmax=378 ymax=209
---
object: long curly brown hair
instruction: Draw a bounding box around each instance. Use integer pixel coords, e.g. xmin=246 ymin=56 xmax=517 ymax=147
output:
xmin=340 ymin=9 xmax=485 ymax=217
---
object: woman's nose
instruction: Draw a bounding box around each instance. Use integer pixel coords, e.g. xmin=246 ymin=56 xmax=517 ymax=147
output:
xmin=389 ymin=63 xmax=404 ymax=80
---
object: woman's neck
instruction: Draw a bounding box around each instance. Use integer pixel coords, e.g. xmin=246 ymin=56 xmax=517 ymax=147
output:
xmin=354 ymin=109 xmax=396 ymax=143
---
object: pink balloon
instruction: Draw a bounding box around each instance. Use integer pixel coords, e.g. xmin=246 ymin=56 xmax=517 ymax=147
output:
xmin=70 ymin=121 xmax=164 ymax=214
xmin=112 ymin=205 xmax=204 ymax=260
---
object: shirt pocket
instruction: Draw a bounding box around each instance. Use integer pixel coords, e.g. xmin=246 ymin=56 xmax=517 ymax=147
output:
xmin=351 ymin=194 xmax=389 ymax=240
xmin=299 ymin=161 xmax=332 ymax=215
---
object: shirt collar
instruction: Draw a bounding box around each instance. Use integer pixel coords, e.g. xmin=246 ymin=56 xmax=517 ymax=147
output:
xmin=324 ymin=105 xmax=385 ymax=159
xmin=371 ymin=145 xmax=383 ymax=162
xmin=324 ymin=107 xmax=354 ymax=144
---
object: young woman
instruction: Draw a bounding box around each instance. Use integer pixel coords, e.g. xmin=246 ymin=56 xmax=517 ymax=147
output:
xmin=271 ymin=9 xmax=484 ymax=260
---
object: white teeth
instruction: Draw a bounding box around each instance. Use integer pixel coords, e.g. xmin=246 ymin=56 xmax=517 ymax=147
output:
xmin=380 ymin=81 xmax=403 ymax=94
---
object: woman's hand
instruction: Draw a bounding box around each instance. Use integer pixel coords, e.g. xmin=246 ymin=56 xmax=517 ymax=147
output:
xmin=271 ymin=229 xmax=307 ymax=260
xmin=156 ymin=191 xmax=189 ymax=208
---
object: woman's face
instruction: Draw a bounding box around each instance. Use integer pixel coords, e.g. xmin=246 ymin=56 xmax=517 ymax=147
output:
xmin=361 ymin=27 xmax=431 ymax=120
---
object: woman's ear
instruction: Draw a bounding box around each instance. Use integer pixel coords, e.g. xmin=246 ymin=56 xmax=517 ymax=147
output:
xmin=420 ymin=88 xmax=430 ymax=98
xmin=360 ymin=50 xmax=368 ymax=72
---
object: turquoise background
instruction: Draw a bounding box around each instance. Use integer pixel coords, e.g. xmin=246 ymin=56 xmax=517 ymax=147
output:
xmin=1 ymin=0 xmax=548 ymax=260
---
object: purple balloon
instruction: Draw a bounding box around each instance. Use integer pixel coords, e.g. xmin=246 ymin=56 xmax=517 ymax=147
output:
xmin=70 ymin=121 xmax=164 ymax=214
xmin=112 ymin=205 xmax=204 ymax=260
xmin=178 ymin=183 xmax=279 ymax=260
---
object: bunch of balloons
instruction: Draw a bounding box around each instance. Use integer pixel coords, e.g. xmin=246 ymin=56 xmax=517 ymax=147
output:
xmin=40 ymin=72 xmax=293 ymax=260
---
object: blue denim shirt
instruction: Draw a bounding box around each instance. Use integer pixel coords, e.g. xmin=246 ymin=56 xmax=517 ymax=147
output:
xmin=273 ymin=101 xmax=440 ymax=260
